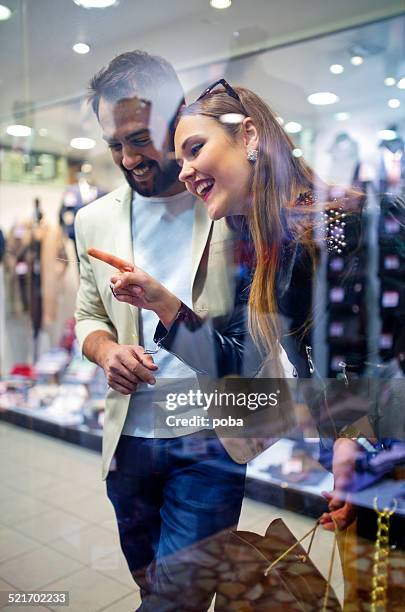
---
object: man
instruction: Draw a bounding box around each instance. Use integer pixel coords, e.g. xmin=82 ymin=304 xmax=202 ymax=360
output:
xmin=75 ymin=50 xmax=267 ymax=611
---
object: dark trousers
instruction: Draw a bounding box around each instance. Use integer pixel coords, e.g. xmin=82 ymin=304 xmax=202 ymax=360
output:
xmin=106 ymin=432 xmax=246 ymax=611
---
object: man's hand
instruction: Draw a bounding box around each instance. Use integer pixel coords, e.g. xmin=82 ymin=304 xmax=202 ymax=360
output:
xmin=82 ymin=331 xmax=158 ymax=395
xmin=101 ymin=343 xmax=158 ymax=394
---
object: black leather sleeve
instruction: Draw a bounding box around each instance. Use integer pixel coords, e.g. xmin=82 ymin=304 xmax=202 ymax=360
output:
xmin=153 ymin=294 xmax=263 ymax=378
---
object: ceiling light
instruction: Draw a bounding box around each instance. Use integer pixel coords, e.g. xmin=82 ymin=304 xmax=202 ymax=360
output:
xmin=38 ymin=128 xmax=48 ymax=136
xmin=6 ymin=124 xmax=32 ymax=137
xmin=350 ymin=55 xmax=364 ymax=66
xmin=378 ymin=129 xmax=397 ymax=141
xmin=384 ymin=77 xmax=396 ymax=87
xmin=307 ymin=92 xmax=339 ymax=105
xmin=73 ymin=42 xmax=90 ymax=54
xmin=210 ymin=0 xmax=232 ymax=9
xmin=285 ymin=121 xmax=302 ymax=134
xmin=70 ymin=137 xmax=96 ymax=150
xmin=388 ymin=98 xmax=401 ymax=109
xmin=219 ymin=113 xmax=244 ymax=124
xmin=0 ymin=4 xmax=11 ymax=20
xmin=329 ymin=64 xmax=344 ymax=75
xmin=73 ymin=0 xmax=118 ymax=7
xmin=397 ymin=77 xmax=405 ymax=90
xmin=292 ymin=148 xmax=303 ymax=158
xmin=334 ymin=112 xmax=350 ymax=121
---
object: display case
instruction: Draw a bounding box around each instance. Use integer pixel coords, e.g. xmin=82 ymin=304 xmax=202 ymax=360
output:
xmin=0 ymin=347 xmax=106 ymax=452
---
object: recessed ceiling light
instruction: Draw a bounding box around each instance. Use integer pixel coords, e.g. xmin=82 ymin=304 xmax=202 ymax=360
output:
xmin=334 ymin=112 xmax=350 ymax=121
xmin=397 ymin=77 xmax=405 ymax=90
xmin=378 ymin=129 xmax=397 ymax=141
xmin=384 ymin=77 xmax=396 ymax=87
xmin=232 ymin=31 xmax=240 ymax=37
xmin=0 ymin=4 xmax=11 ymax=20
xmin=38 ymin=128 xmax=48 ymax=136
xmin=73 ymin=0 xmax=118 ymax=7
xmin=307 ymin=92 xmax=339 ymax=105
xmin=285 ymin=121 xmax=302 ymax=134
xmin=350 ymin=55 xmax=364 ymax=66
xmin=219 ymin=113 xmax=244 ymax=124
xmin=329 ymin=64 xmax=344 ymax=75
xmin=73 ymin=42 xmax=90 ymax=54
xmin=388 ymin=98 xmax=401 ymax=109
xmin=6 ymin=124 xmax=32 ymax=137
xmin=70 ymin=137 xmax=96 ymax=149
xmin=292 ymin=148 xmax=303 ymax=158
xmin=210 ymin=0 xmax=232 ymax=9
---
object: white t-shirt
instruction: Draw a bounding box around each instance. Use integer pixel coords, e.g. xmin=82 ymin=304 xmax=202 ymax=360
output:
xmin=122 ymin=189 xmax=205 ymax=438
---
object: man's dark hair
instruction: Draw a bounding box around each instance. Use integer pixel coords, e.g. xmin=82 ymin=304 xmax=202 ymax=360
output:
xmin=88 ymin=50 xmax=185 ymax=132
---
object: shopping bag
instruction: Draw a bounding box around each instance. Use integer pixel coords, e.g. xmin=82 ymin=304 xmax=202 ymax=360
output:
xmin=214 ymin=518 xmax=341 ymax=611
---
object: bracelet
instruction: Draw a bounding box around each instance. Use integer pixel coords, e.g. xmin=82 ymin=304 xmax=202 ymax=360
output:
xmin=173 ymin=302 xmax=188 ymax=323
xmin=171 ymin=302 xmax=203 ymax=331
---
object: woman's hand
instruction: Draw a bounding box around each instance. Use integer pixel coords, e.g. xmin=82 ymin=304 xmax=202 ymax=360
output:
xmin=320 ymin=493 xmax=357 ymax=531
xmin=110 ymin=267 xmax=181 ymax=329
xmin=320 ymin=438 xmax=359 ymax=531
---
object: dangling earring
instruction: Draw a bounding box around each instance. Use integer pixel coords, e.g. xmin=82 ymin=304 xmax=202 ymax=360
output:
xmin=247 ymin=148 xmax=258 ymax=163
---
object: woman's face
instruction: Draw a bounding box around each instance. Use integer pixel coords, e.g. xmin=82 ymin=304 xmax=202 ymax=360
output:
xmin=174 ymin=115 xmax=253 ymax=220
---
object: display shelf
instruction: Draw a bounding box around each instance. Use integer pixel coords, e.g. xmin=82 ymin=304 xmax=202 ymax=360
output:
xmin=245 ymin=476 xmax=329 ymax=518
xmin=246 ymin=439 xmax=332 ymax=516
xmin=0 ymin=404 xmax=102 ymax=452
xmin=0 ymin=350 xmax=107 ymax=451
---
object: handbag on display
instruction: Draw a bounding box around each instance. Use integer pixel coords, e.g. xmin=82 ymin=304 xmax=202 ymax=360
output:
xmin=145 ymin=516 xmax=341 ymax=611
xmin=213 ymin=518 xmax=341 ymax=611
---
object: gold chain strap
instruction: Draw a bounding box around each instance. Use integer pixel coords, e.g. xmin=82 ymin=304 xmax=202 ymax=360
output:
xmin=322 ymin=518 xmax=338 ymax=612
xmin=370 ymin=497 xmax=397 ymax=612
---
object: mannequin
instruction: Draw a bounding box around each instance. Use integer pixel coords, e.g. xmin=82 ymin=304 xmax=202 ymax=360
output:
xmin=59 ymin=168 xmax=105 ymax=261
xmin=4 ymin=200 xmax=68 ymax=362
xmin=378 ymin=133 xmax=405 ymax=195
xmin=328 ymin=132 xmax=360 ymax=187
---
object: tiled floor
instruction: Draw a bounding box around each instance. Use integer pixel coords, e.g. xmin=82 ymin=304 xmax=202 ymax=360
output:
xmin=0 ymin=422 xmax=343 ymax=611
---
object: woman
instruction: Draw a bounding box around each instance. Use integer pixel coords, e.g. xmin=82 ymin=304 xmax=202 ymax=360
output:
xmin=172 ymin=82 xmax=372 ymax=540
xmin=110 ymin=81 xmax=363 ymax=495
xmin=110 ymin=78 xmax=360 ymax=486
xmin=173 ymin=83 xmax=405 ymax=608
xmin=111 ymin=81 xmax=405 ymax=607
xmin=175 ymin=82 xmax=325 ymax=359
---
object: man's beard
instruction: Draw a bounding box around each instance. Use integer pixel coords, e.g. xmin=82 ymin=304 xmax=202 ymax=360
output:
xmin=122 ymin=159 xmax=179 ymax=197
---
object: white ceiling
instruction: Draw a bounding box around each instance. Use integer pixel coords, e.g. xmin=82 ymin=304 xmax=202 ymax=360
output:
xmin=0 ymin=0 xmax=404 ymax=163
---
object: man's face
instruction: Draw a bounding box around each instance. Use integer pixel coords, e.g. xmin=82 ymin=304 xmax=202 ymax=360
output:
xmin=98 ymin=96 xmax=180 ymax=197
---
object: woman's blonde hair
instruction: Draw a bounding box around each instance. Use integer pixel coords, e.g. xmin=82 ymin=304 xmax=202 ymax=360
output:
xmin=180 ymin=86 xmax=325 ymax=356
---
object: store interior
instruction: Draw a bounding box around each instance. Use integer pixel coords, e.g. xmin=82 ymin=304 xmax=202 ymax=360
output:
xmin=0 ymin=1 xmax=405 ymax=610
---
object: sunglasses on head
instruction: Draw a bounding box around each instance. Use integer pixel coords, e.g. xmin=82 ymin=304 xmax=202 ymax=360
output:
xmin=196 ymin=78 xmax=241 ymax=103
